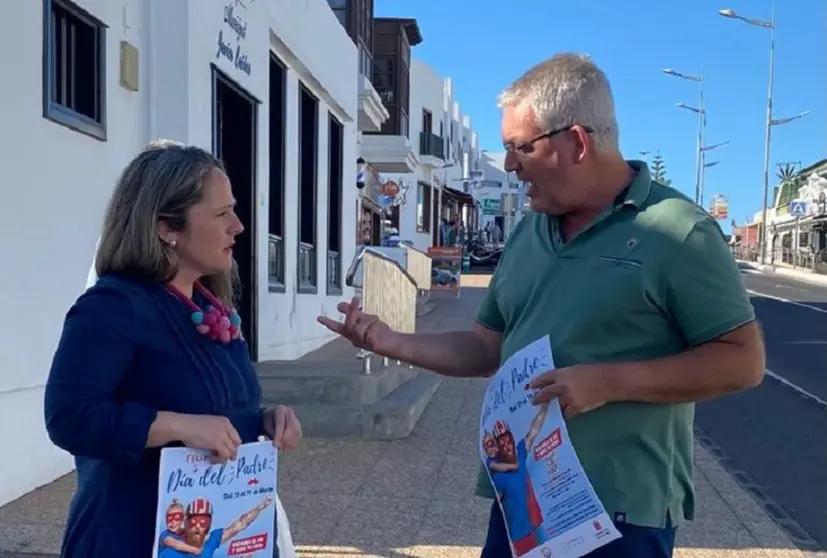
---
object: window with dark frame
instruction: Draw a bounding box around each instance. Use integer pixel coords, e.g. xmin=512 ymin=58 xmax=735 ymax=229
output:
xmin=298 ymin=83 xmax=319 ymax=293
xmin=372 ymin=57 xmax=395 ymax=103
xmin=327 ymin=0 xmax=347 ymax=27
xmin=327 ymin=114 xmax=344 ymax=294
xmin=361 ymin=0 xmax=373 ymax=78
xmin=43 ymin=0 xmax=107 ymax=140
xmin=416 ymin=182 xmax=432 ymax=234
xmin=420 ymin=109 xmax=433 ymax=156
xmin=267 ymin=54 xmax=287 ymax=291
xmin=328 ymin=0 xmax=373 ymax=78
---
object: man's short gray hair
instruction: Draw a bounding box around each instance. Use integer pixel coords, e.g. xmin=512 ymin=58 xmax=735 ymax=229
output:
xmin=498 ymin=53 xmax=619 ymax=152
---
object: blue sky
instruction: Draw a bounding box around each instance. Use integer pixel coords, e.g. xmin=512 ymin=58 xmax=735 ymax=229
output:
xmin=375 ymin=0 xmax=826 ymax=231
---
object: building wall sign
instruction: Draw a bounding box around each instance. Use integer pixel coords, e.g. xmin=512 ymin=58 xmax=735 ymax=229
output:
xmin=216 ymin=1 xmax=251 ymax=76
xmin=482 ymin=198 xmax=501 ymax=215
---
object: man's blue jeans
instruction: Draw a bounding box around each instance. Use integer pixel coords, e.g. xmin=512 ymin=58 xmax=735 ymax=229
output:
xmin=480 ymin=500 xmax=677 ymax=558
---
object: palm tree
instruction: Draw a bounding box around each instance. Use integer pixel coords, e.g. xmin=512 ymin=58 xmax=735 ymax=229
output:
xmin=776 ymin=162 xmax=798 ymax=183
xmin=775 ymin=162 xmax=801 ymax=208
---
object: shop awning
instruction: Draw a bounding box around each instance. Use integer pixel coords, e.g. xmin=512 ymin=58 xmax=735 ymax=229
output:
xmin=359 ymin=192 xmax=383 ymax=213
xmin=441 ymin=185 xmax=475 ymax=206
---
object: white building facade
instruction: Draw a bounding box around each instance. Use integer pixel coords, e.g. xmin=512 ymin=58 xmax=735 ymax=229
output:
xmin=475 ymin=151 xmax=528 ymax=240
xmin=375 ymin=57 xmax=482 ymax=251
xmin=0 ymin=0 xmax=358 ymax=507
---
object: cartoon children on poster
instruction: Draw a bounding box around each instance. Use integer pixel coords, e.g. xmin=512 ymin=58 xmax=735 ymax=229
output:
xmin=483 ymin=403 xmax=550 ymax=557
xmin=157 ymin=496 xmax=273 ymax=558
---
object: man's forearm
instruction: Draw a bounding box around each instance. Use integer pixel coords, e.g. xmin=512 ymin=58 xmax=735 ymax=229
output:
xmin=388 ymin=331 xmax=498 ymax=378
xmin=609 ymin=324 xmax=765 ymax=404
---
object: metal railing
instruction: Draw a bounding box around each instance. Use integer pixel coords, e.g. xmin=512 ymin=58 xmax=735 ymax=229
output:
xmin=732 ymin=245 xmax=761 ymax=263
xmin=326 ymin=249 xmax=341 ymax=294
xmin=267 ymin=234 xmax=285 ymax=289
xmin=419 ymin=132 xmax=445 ymax=160
xmin=298 ymin=242 xmax=316 ymax=291
xmin=769 ymin=247 xmax=817 ymax=270
xmin=400 ymin=243 xmax=432 ymax=291
xmin=733 ymin=245 xmax=827 ymax=276
xmin=346 ymin=246 xmax=418 ymax=374
xmin=815 ymin=249 xmax=827 ymax=275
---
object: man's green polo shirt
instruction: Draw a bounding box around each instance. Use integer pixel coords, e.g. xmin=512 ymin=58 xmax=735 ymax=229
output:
xmin=474 ymin=161 xmax=755 ymax=529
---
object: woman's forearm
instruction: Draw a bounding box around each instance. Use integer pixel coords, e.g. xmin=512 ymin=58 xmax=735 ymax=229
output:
xmin=146 ymin=411 xmax=185 ymax=448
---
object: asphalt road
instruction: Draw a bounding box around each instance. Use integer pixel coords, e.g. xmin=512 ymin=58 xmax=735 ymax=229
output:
xmin=694 ymin=268 xmax=827 ymax=551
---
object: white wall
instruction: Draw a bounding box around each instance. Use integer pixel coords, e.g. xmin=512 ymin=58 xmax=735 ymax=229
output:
xmin=389 ymin=58 xmax=445 ymax=251
xmin=0 ymin=0 xmax=358 ymax=506
xmin=260 ymin=0 xmax=358 ymax=359
xmin=0 ymin=0 xmax=152 ymax=507
xmin=477 ymin=151 xmax=527 ymax=235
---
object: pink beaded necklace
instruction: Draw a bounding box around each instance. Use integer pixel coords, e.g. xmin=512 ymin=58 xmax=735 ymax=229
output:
xmin=166 ymin=282 xmax=242 ymax=344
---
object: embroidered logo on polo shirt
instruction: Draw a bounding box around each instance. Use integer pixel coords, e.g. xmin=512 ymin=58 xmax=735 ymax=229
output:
xmin=614 ymin=512 xmax=627 ymax=523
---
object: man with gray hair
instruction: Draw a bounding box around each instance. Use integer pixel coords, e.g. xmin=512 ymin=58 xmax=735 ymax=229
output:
xmin=319 ymin=53 xmax=764 ymax=557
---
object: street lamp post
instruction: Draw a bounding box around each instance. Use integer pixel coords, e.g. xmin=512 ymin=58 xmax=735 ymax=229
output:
xmin=719 ymin=3 xmax=809 ymax=264
xmin=699 ymin=140 xmax=730 ymax=205
xmin=663 ymin=68 xmax=704 ymax=205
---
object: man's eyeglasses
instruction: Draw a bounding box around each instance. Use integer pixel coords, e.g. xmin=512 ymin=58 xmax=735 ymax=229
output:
xmin=503 ymin=124 xmax=594 ymax=154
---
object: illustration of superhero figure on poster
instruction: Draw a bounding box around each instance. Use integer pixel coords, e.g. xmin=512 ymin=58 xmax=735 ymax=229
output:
xmin=480 ymin=336 xmax=620 ymax=558
xmin=483 ymin=404 xmax=550 ymax=556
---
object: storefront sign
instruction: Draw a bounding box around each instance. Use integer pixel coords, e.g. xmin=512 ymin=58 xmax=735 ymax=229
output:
xmin=216 ymin=2 xmax=251 ymax=76
xmin=709 ymin=194 xmax=728 ymax=220
xmin=482 ymin=198 xmax=501 ymax=216
xmin=427 ymin=247 xmax=462 ymax=291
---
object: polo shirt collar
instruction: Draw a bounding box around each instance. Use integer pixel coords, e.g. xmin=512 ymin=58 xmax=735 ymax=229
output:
xmin=622 ymin=160 xmax=653 ymax=208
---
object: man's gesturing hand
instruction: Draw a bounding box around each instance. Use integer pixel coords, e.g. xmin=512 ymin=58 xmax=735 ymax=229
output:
xmin=527 ymin=364 xmax=614 ymax=419
xmin=317 ymin=296 xmax=397 ymax=355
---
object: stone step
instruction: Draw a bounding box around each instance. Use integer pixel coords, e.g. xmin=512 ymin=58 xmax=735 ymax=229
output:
xmin=256 ymin=359 xmax=418 ymax=406
xmin=278 ymin=373 xmax=442 ymax=440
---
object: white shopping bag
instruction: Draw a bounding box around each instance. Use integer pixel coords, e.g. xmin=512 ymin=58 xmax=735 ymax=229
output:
xmin=276 ymin=494 xmax=298 ymax=558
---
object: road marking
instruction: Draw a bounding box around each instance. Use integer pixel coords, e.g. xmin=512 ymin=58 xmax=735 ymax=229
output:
xmin=765 ymin=369 xmax=827 ymax=409
xmin=774 ymin=283 xmax=807 ymax=292
xmin=747 ymin=289 xmax=827 ymax=314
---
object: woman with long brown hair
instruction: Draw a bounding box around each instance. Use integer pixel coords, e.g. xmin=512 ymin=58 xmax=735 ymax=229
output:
xmin=45 ymin=140 xmax=301 ymax=557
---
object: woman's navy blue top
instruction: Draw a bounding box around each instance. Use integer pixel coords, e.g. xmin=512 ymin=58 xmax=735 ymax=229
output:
xmin=44 ymin=274 xmax=265 ymax=558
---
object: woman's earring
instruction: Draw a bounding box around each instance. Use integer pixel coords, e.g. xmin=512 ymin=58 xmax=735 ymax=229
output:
xmin=168 ymin=239 xmax=177 ymax=248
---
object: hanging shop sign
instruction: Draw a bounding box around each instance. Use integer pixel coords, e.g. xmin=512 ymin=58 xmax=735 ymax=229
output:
xmin=374 ymin=179 xmax=410 ymax=208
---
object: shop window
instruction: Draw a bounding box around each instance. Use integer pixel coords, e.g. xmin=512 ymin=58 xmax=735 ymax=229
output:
xmin=268 ymin=54 xmax=287 ymax=291
xmin=417 ymin=183 xmax=432 ymax=234
xmin=43 ymin=0 xmax=107 ymax=140
xmin=327 ymin=114 xmax=344 ymax=294
xmin=298 ymin=84 xmax=319 ymax=293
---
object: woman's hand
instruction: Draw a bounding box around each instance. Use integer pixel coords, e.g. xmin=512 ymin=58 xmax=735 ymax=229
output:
xmin=161 ymin=412 xmax=242 ymax=463
xmin=262 ymin=406 xmax=302 ymax=451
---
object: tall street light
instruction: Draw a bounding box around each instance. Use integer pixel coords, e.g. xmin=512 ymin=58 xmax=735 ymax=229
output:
xmin=719 ymin=3 xmax=809 ymax=264
xmin=673 ymin=101 xmax=726 ymax=207
xmin=699 ymin=140 xmax=730 ymax=204
xmin=664 ymin=68 xmax=704 ymax=205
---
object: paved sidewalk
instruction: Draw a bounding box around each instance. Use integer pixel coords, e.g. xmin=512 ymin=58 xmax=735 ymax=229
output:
xmin=737 ymin=259 xmax=827 ymax=288
xmin=0 ymin=287 xmax=821 ymax=557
